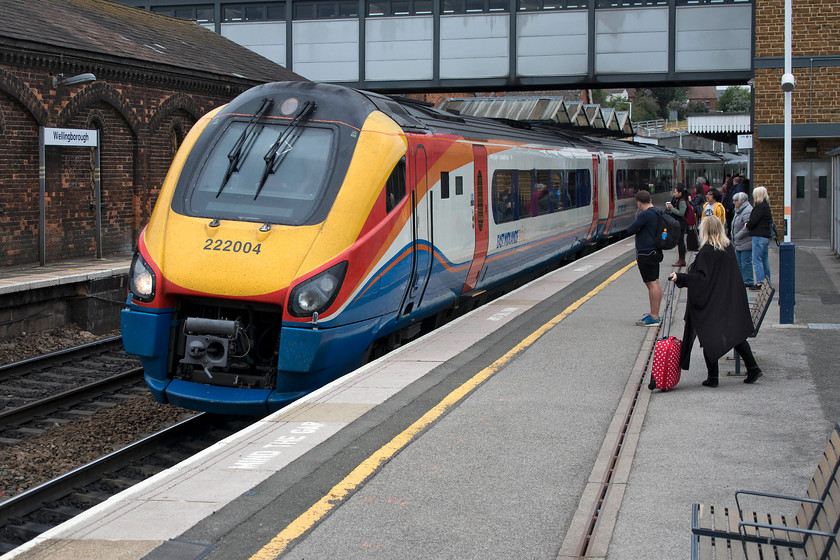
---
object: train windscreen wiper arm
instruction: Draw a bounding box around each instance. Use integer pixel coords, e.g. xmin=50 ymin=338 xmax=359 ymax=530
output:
xmin=216 ymin=97 xmax=273 ymax=198
xmin=254 ymin=101 xmax=316 ymax=201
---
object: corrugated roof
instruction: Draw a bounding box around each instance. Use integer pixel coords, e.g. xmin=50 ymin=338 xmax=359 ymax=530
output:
xmin=0 ymin=0 xmax=306 ymax=84
xmin=437 ymin=96 xmax=634 ymax=136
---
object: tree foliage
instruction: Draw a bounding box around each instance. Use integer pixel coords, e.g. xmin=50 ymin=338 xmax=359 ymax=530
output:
xmin=717 ymin=86 xmax=751 ymax=112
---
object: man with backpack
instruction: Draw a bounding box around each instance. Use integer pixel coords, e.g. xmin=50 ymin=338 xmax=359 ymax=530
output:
xmin=627 ymin=190 xmax=662 ymax=326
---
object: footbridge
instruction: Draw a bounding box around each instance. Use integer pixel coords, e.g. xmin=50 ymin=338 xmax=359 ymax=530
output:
xmin=206 ymin=0 xmax=754 ymax=92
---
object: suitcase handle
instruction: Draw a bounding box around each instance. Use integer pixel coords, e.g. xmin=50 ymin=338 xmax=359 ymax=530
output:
xmin=660 ymin=277 xmax=679 ymax=339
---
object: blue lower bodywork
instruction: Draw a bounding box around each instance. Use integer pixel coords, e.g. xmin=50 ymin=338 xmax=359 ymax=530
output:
xmin=121 ymin=301 xmax=382 ymax=416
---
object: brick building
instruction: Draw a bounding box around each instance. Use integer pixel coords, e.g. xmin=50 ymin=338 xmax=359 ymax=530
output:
xmin=753 ymin=0 xmax=839 ymax=241
xmin=0 ymin=0 xmax=305 ymax=268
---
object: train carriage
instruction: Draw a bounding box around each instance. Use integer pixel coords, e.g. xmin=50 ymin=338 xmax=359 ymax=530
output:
xmin=121 ymin=81 xmax=741 ymax=415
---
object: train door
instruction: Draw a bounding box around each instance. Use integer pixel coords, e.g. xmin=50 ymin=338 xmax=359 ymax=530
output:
xmin=791 ymin=160 xmax=831 ymax=240
xmin=602 ymin=156 xmax=616 ymax=235
xmin=462 ymin=145 xmax=488 ymax=293
xmin=583 ymin=155 xmax=599 ymax=243
xmin=402 ymin=146 xmax=433 ymax=315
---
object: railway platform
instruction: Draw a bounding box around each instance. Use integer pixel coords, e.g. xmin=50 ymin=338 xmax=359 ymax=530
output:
xmin=0 ymin=255 xmax=131 ymax=339
xmin=2 ymin=239 xmax=839 ymax=560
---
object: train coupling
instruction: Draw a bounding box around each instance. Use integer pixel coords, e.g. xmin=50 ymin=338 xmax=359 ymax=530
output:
xmin=179 ymin=318 xmax=242 ymax=377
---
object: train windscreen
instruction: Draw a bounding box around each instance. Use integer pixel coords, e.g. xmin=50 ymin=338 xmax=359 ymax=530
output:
xmin=185 ymin=122 xmax=335 ymax=225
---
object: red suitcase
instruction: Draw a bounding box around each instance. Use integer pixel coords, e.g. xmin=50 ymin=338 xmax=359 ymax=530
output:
xmin=651 ymin=336 xmax=681 ymax=391
xmin=649 ymin=281 xmax=681 ymax=391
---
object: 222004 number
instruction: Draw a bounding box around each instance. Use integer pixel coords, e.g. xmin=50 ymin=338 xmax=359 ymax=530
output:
xmin=203 ymin=239 xmax=262 ymax=254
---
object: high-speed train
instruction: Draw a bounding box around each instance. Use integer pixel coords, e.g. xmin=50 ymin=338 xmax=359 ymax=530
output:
xmin=121 ymin=81 xmax=745 ymax=415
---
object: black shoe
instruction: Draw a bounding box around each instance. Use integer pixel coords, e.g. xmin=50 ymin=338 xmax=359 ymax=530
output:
xmin=702 ymin=379 xmax=719 ymax=387
xmin=749 ymin=284 xmax=761 ymax=291
xmin=648 ymin=378 xmax=657 ymax=390
xmin=745 ymin=367 xmax=763 ymax=384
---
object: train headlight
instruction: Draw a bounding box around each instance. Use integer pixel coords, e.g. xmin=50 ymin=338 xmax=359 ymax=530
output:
xmin=129 ymin=252 xmax=156 ymax=303
xmin=289 ymin=262 xmax=348 ymax=318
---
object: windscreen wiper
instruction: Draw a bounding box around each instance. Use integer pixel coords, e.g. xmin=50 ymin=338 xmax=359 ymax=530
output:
xmin=216 ymin=97 xmax=273 ymax=198
xmin=254 ymin=101 xmax=316 ymax=201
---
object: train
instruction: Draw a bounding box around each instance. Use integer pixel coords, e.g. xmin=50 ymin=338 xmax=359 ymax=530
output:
xmin=121 ymin=81 xmax=746 ymax=416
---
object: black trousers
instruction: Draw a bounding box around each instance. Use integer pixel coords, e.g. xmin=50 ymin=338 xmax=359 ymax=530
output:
xmin=676 ymin=228 xmax=686 ymax=260
xmin=703 ymin=340 xmax=758 ymax=380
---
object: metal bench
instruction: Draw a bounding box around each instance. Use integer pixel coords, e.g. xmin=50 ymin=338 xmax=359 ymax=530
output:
xmin=691 ymin=422 xmax=840 ymax=560
xmin=731 ymin=278 xmax=775 ymax=376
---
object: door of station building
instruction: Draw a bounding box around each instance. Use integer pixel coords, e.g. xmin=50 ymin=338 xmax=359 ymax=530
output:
xmin=791 ymin=160 xmax=831 ymax=240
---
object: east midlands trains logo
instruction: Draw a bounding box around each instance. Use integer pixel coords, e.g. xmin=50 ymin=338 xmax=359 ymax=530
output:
xmin=497 ymin=229 xmax=523 ymax=249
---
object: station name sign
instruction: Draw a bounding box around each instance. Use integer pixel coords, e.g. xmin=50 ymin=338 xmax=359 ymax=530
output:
xmin=43 ymin=127 xmax=98 ymax=147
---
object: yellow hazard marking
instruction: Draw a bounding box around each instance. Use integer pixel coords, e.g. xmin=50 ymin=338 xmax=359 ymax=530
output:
xmin=249 ymin=259 xmax=636 ymax=560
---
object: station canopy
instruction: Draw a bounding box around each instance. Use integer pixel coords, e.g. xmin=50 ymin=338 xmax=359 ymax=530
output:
xmin=438 ymin=96 xmax=634 ymax=137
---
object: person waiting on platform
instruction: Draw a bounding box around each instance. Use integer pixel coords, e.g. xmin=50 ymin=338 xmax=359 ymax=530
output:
xmin=627 ymin=190 xmax=662 ymax=327
xmin=702 ymin=187 xmax=726 ymax=226
xmin=731 ymin=192 xmax=754 ymax=288
xmin=668 ymin=216 xmax=763 ymax=387
xmin=745 ymin=186 xmax=773 ymax=290
xmin=666 ymin=185 xmax=691 ymax=267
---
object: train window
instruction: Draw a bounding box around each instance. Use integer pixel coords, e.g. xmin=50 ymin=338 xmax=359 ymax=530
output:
xmin=386 ymin=157 xmax=407 ymax=212
xmin=548 ymin=170 xmax=566 ymax=210
xmin=564 ymin=171 xmax=578 ymax=208
xmin=518 ymin=170 xmax=533 ymax=218
xmin=574 ymin=169 xmax=591 ymax=207
xmin=535 ymin=170 xmax=551 ymax=215
xmin=493 ymin=170 xmax=514 ymax=224
xmin=440 ymin=171 xmax=451 ymax=199
xmin=455 ymin=176 xmax=464 ymax=196
xmin=187 ymin=122 xmax=335 ymax=225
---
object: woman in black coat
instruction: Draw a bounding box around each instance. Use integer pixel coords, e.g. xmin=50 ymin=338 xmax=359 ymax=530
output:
xmin=667 ymin=217 xmax=763 ymax=387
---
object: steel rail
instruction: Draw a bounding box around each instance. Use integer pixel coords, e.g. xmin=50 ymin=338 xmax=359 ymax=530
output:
xmin=0 ymin=367 xmax=144 ymax=426
xmin=0 ymin=412 xmax=207 ymax=527
xmin=0 ymin=336 xmax=123 ymax=381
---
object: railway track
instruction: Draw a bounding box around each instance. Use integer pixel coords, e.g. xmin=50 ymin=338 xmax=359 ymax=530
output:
xmin=0 ymin=412 xmax=252 ymax=554
xmin=0 ymin=337 xmax=145 ymax=444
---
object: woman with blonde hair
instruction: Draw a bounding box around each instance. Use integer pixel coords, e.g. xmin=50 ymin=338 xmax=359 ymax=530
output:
xmin=668 ymin=217 xmax=763 ymax=386
xmin=745 ymin=186 xmax=773 ymax=289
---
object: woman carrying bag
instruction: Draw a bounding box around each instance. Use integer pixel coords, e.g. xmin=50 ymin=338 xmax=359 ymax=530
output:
xmin=667 ymin=216 xmax=763 ymax=387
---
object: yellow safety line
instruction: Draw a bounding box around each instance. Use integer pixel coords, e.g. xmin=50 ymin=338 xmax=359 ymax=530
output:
xmin=249 ymin=260 xmax=637 ymax=560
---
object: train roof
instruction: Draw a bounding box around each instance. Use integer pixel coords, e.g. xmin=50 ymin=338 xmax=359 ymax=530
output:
xmin=360 ymin=90 xmax=675 ymax=159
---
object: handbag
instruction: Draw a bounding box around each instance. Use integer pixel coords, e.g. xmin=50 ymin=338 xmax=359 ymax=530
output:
xmin=686 ymin=227 xmax=700 ymax=251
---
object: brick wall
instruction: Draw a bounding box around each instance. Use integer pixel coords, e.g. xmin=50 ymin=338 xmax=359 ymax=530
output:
xmin=752 ymin=0 xmax=840 ymax=227
xmin=0 ymin=54 xmax=251 ymax=268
